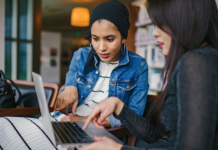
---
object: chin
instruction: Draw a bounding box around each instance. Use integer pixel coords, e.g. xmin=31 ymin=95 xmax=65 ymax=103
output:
xmin=100 ymin=58 xmax=109 ymax=62
xmin=162 ymin=49 xmax=169 ymax=56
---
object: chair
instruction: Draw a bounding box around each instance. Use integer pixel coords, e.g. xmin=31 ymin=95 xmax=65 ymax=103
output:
xmin=0 ymin=80 xmax=59 ymax=117
xmin=106 ymin=95 xmax=158 ymax=147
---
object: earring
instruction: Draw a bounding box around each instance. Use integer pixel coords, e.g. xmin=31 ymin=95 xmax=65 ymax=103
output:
xmin=90 ymin=42 xmax=95 ymax=53
xmin=121 ymin=43 xmax=125 ymax=54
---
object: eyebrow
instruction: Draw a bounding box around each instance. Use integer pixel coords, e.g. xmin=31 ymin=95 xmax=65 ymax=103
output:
xmin=91 ymin=34 xmax=116 ymax=38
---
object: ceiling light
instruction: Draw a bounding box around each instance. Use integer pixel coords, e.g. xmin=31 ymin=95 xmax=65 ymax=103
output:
xmin=71 ymin=7 xmax=90 ymax=27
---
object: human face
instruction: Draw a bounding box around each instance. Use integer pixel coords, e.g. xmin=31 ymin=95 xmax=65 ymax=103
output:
xmin=152 ymin=26 xmax=172 ymax=56
xmin=91 ymin=19 xmax=125 ymax=62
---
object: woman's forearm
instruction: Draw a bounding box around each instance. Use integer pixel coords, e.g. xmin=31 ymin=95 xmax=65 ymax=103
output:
xmin=114 ymin=97 xmax=125 ymax=116
xmin=115 ymin=105 xmax=162 ymax=144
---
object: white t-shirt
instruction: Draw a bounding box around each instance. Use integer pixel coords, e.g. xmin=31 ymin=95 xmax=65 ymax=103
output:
xmin=76 ymin=61 xmax=119 ymax=116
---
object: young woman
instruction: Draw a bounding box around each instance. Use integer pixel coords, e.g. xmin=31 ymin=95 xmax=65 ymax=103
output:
xmin=79 ymin=0 xmax=218 ymax=149
xmin=55 ymin=0 xmax=149 ymax=128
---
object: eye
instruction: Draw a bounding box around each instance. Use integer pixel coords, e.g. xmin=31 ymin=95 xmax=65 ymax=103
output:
xmin=92 ymin=37 xmax=98 ymax=41
xmin=107 ymin=38 xmax=114 ymax=42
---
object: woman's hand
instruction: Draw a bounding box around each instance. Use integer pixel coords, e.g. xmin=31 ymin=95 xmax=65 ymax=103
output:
xmin=77 ymin=135 xmax=123 ymax=150
xmin=83 ymin=97 xmax=124 ymax=130
xmin=61 ymin=115 xmax=112 ymax=128
xmin=56 ymin=86 xmax=78 ymax=115
xmin=61 ymin=115 xmax=87 ymax=121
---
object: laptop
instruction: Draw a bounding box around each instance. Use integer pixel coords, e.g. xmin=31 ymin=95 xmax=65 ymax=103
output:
xmin=32 ymin=72 xmax=122 ymax=148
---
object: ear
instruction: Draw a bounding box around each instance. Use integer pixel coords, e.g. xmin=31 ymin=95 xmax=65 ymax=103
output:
xmin=121 ymin=38 xmax=126 ymax=44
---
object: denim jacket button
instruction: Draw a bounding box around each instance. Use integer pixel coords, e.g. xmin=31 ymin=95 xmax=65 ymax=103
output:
xmin=127 ymin=84 xmax=130 ymax=89
xmin=77 ymin=77 xmax=80 ymax=82
xmin=88 ymin=85 xmax=91 ymax=88
xmin=95 ymin=71 xmax=99 ymax=75
xmin=81 ymin=95 xmax=84 ymax=99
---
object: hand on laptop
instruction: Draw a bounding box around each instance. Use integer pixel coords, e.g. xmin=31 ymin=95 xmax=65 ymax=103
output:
xmin=56 ymin=86 xmax=78 ymax=115
xmin=61 ymin=115 xmax=87 ymax=121
xmin=83 ymin=97 xmax=124 ymax=130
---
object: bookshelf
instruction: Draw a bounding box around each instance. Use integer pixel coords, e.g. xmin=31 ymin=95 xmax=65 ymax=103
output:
xmin=135 ymin=38 xmax=157 ymax=46
xmin=132 ymin=0 xmax=165 ymax=95
xmin=135 ymin=17 xmax=152 ymax=27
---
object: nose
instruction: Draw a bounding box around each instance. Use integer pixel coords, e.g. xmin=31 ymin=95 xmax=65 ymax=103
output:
xmin=99 ymin=41 xmax=107 ymax=52
xmin=152 ymin=26 xmax=160 ymax=38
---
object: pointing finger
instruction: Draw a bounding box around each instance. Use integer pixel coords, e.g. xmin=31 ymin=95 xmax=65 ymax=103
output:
xmin=83 ymin=108 xmax=102 ymax=130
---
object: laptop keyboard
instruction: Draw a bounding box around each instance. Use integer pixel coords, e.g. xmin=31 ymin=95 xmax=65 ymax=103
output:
xmin=52 ymin=122 xmax=94 ymax=143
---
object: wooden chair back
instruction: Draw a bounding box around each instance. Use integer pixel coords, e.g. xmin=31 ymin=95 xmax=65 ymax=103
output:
xmin=0 ymin=80 xmax=58 ymax=117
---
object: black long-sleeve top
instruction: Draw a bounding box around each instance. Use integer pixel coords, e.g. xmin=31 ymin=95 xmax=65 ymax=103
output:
xmin=116 ymin=45 xmax=218 ymax=150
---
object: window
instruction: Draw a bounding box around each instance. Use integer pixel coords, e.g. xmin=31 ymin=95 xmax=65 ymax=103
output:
xmin=5 ymin=0 xmax=33 ymax=81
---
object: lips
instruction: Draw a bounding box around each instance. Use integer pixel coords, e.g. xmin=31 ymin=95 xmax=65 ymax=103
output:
xmin=159 ymin=44 xmax=163 ymax=49
xmin=100 ymin=54 xmax=110 ymax=59
xmin=158 ymin=42 xmax=164 ymax=49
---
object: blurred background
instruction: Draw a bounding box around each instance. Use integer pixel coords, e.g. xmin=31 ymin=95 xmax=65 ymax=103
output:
xmin=1 ymin=0 xmax=168 ymax=95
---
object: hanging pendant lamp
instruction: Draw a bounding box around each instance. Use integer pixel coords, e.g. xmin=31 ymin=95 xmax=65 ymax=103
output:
xmin=71 ymin=7 xmax=90 ymax=27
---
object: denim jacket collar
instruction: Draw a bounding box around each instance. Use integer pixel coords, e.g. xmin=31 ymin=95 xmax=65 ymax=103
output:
xmin=94 ymin=53 xmax=100 ymax=68
xmin=94 ymin=45 xmax=129 ymax=68
xmin=119 ymin=45 xmax=129 ymax=66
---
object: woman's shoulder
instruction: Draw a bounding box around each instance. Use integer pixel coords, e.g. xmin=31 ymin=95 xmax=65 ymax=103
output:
xmin=169 ymin=45 xmax=218 ymax=90
xmin=176 ymin=45 xmax=218 ymax=71
xmin=181 ymin=45 xmax=218 ymax=61
xmin=75 ymin=46 xmax=91 ymax=54
xmin=127 ymin=50 xmax=148 ymax=70
xmin=72 ymin=47 xmax=92 ymax=60
xmin=127 ymin=50 xmax=147 ymax=62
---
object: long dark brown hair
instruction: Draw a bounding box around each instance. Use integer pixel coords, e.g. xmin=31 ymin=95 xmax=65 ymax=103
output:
xmin=147 ymin=0 xmax=218 ymax=133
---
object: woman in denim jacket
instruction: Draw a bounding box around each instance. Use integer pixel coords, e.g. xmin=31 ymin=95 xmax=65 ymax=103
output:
xmin=56 ymin=0 xmax=149 ymax=128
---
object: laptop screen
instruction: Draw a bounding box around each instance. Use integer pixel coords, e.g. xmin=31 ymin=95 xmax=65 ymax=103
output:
xmin=32 ymin=72 xmax=56 ymax=145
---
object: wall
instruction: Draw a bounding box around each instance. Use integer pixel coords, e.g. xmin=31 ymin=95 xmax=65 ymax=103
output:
xmin=40 ymin=31 xmax=61 ymax=84
xmin=0 ymin=0 xmax=5 ymax=71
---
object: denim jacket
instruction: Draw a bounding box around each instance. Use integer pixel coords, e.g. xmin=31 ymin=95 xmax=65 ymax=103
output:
xmin=64 ymin=46 xmax=149 ymax=127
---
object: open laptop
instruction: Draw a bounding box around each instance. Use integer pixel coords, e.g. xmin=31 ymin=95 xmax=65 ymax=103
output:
xmin=32 ymin=72 xmax=122 ymax=148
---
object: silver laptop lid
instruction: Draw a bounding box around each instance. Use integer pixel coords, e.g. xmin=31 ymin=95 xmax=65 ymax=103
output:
xmin=32 ymin=72 xmax=56 ymax=145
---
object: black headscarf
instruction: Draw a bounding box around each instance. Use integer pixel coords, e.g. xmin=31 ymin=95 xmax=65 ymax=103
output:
xmin=83 ymin=0 xmax=130 ymax=74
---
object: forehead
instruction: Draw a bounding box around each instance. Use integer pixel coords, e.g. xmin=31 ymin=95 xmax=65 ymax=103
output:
xmin=91 ymin=19 xmax=120 ymax=35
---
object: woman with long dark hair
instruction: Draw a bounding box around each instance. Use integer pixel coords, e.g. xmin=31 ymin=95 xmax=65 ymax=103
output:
xmin=79 ymin=0 xmax=218 ymax=149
